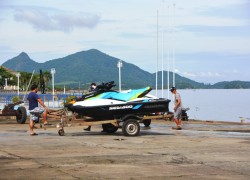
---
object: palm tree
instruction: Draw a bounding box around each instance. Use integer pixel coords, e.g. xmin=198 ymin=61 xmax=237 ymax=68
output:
xmin=43 ymin=71 xmax=52 ymax=89
xmin=0 ymin=66 xmax=17 ymax=88
xmin=32 ymin=73 xmax=40 ymax=85
xmin=20 ymin=72 xmax=32 ymax=91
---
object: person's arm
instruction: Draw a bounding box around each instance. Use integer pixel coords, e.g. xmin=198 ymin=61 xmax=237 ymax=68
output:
xmin=37 ymin=98 xmax=49 ymax=112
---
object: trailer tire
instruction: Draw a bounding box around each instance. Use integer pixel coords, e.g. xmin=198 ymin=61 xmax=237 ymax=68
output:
xmin=143 ymin=119 xmax=151 ymax=127
xmin=102 ymin=123 xmax=118 ymax=133
xmin=16 ymin=106 xmax=27 ymax=124
xmin=122 ymin=119 xmax=140 ymax=136
xmin=58 ymin=129 xmax=65 ymax=136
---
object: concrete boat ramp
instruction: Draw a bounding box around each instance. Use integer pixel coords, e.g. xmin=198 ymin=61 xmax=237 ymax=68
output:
xmin=0 ymin=119 xmax=250 ymax=179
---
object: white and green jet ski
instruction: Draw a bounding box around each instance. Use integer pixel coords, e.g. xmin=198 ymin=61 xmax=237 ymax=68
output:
xmin=67 ymin=81 xmax=171 ymax=120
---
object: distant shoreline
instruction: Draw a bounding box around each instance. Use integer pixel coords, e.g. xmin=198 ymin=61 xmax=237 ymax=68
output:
xmin=188 ymin=119 xmax=250 ymax=125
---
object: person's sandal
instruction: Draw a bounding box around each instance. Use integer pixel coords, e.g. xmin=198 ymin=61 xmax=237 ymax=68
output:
xmin=172 ymin=127 xmax=182 ymax=130
xmin=44 ymin=123 xmax=53 ymax=126
xmin=176 ymin=127 xmax=182 ymax=130
xmin=84 ymin=127 xmax=91 ymax=131
xmin=30 ymin=133 xmax=38 ymax=136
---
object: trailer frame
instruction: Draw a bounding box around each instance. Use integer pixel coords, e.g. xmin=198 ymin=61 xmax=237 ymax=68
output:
xmin=54 ymin=108 xmax=174 ymax=136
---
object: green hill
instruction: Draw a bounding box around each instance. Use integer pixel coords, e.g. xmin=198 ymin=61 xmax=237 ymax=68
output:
xmin=2 ymin=49 xmax=249 ymax=89
xmin=212 ymin=81 xmax=250 ymax=89
xmin=3 ymin=49 xmax=155 ymax=89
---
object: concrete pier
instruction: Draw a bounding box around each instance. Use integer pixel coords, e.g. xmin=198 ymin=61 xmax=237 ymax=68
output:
xmin=0 ymin=119 xmax=250 ymax=179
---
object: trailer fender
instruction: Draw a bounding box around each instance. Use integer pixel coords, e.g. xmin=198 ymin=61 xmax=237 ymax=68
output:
xmin=120 ymin=114 xmax=141 ymax=122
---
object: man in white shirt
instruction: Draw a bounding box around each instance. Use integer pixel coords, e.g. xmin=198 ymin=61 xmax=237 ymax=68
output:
xmin=170 ymin=87 xmax=182 ymax=130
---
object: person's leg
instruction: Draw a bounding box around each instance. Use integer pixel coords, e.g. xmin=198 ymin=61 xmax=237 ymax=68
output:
xmin=172 ymin=107 xmax=182 ymax=130
xmin=174 ymin=119 xmax=179 ymax=126
xmin=29 ymin=119 xmax=34 ymax=133
xmin=43 ymin=111 xmax=52 ymax=125
xmin=29 ymin=116 xmax=37 ymax=135
xmin=176 ymin=118 xmax=181 ymax=126
xmin=173 ymin=110 xmax=179 ymax=127
xmin=176 ymin=119 xmax=182 ymax=129
xmin=43 ymin=111 xmax=48 ymax=124
xmin=179 ymin=119 xmax=182 ymax=126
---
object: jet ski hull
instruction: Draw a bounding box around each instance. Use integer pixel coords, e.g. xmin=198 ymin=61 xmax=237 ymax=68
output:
xmin=70 ymin=99 xmax=170 ymax=120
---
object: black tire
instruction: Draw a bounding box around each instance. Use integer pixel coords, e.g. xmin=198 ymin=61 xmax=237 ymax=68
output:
xmin=58 ymin=129 xmax=65 ymax=136
xmin=102 ymin=123 xmax=118 ymax=133
xmin=122 ymin=119 xmax=140 ymax=136
xmin=16 ymin=106 xmax=27 ymax=124
xmin=143 ymin=119 xmax=151 ymax=127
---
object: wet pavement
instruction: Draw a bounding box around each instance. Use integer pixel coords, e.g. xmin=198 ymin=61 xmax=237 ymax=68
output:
xmin=0 ymin=119 xmax=250 ymax=179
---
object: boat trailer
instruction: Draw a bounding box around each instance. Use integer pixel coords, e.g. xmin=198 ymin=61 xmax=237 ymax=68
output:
xmin=44 ymin=108 xmax=174 ymax=136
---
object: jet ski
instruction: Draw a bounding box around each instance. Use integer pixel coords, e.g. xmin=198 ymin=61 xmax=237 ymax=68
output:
xmin=66 ymin=81 xmax=170 ymax=120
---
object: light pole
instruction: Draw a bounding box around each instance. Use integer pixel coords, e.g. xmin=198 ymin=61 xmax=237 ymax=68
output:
xmin=117 ymin=60 xmax=123 ymax=92
xmin=16 ymin=72 xmax=21 ymax=96
xmin=5 ymin=78 xmax=7 ymax=90
xmin=78 ymin=81 xmax=80 ymax=93
xmin=51 ymin=68 xmax=56 ymax=107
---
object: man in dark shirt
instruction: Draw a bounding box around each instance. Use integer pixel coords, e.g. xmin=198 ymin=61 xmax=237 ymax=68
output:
xmin=88 ymin=82 xmax=97 ymax=92
xmin=27 ymin=84 xmax=50 ymax=135
xmin=84 ymin=83 xmax=97 ymax=131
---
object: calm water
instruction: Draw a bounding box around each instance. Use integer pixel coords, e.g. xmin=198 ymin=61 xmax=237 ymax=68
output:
xmin=152 ymin=89 xmax=250 ymax=123
xmin=1 ymin=89 xmax=249 ymax=123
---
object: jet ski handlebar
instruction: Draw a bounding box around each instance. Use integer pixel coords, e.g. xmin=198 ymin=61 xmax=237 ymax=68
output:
xmin=96 ymin=81 xmax=116 ymax=91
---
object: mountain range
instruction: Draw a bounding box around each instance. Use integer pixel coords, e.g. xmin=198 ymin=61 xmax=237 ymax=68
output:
xmin=2 ymin=49 xmax=250 ymax=89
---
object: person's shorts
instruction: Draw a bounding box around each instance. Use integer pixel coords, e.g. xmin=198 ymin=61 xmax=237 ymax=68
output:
xmin=27 ymin=109 xmax=44 ymax=122
xmin=174 ymin=106 xmax=182 ymax=119
xmin=30 ymin=114 xmax=39 ymax=122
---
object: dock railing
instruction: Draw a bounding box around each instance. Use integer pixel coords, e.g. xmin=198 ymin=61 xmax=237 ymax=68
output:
xmin=0 ymin=92 xmax=83 ymax=109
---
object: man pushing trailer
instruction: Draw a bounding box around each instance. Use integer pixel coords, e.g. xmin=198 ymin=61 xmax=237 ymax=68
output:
xmin=27 ymin=84 xmax=51 ymax=136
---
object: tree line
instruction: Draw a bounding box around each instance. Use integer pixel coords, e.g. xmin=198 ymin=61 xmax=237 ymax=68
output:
xmin=0 ymin=66 xmax=52 ymax=91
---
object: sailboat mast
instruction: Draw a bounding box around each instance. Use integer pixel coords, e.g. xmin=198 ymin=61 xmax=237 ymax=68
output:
xmin=173 ymin=3 xmax=176 ymax=87
xmin=156 ymin=10 xmax=159 ymax=97
xmin=167 ymin=2 xmax=170 ymax=99
xmin=161 ymin=0 xmax=165 ymax=98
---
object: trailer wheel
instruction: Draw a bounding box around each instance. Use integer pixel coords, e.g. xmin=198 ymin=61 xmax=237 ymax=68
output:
xmin=58 ymin=129 xmax=65 ymax=136
xmin=102 ymin=123 xmax=118 ymax=133
xmin=122 ymin=119 xmax=140 ymax=136
xmin=16 ymin=106 xmax=27 ymax=124
xmin=143 ymin=119 xmax=151 ymax=127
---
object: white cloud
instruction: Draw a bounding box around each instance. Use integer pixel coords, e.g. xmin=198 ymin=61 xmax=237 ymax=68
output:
xmin=180 ymin=71 xmax=223 ymax=78
xmin=14 ymin=9 xmax=101 ymax=32
xmin=177 ymin=16 xmax=247 ymax=27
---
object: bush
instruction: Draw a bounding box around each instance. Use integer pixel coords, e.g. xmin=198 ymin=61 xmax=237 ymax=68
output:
xmin=12 ymin=96 xmax=20 ymax=103
xmin=63 ymin=95 xmax=76 ymax=107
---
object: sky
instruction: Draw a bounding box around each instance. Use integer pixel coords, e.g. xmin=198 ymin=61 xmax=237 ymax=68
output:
xmin=0 ymin=0 xmax=250 ymax=84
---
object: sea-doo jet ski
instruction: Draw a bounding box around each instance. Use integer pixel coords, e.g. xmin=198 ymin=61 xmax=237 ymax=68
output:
xmin=66 ymin=81 xmax=170 ymax=120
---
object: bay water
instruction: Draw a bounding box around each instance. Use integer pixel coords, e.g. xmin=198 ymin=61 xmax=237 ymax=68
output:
xmin=151 ymin=89 xmax=250 ymax=123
